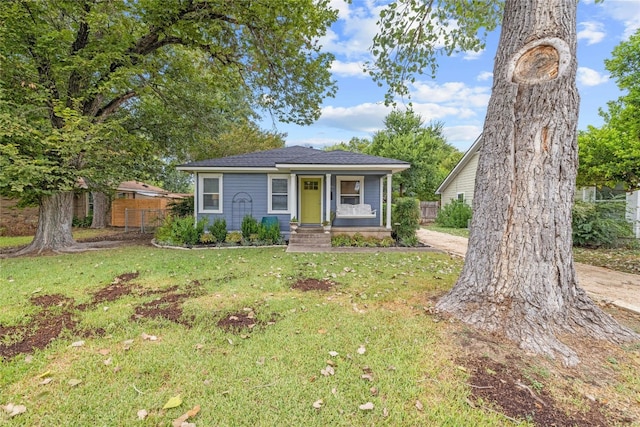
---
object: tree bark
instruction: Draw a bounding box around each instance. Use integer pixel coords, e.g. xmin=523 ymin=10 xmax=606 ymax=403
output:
xmin=90 ymin=191 xmax=110 ymax=229
xmin=436 ymin=0 xmax=638 ymax=366
xmin=17 ymin=192 xmax=77 ymax=254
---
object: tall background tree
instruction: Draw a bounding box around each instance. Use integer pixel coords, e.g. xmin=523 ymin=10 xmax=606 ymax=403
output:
xmin=0 ymin=0 xmax=336 ymax=252
xmin=577 ymin=28 xmax=640 ymax=192
xmin=326 ymin=110 xmax=461 ymax=201
xmin=368 ymin=111 xmax=461 ymax=200
xmin=371 ymin=0 xmax=638 ymax=365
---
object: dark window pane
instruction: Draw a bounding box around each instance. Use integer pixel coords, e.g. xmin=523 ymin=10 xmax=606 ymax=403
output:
xmin=272 ymin=179 xmax=288 ymax=194
xmin=272 ymin=195 xmax=288 ymax=210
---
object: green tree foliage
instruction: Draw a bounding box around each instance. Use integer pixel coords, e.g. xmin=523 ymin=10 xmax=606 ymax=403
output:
xmin=0 ymin=0 xmax=337 ymax=251
xmin=324 ymin=137 xmax=371 ymax=153
xmin=577 ymin=29 xmax=640 ymax=191
xmin=369 ymin=110 xmax=462 ymax=200
xmin=368 ymin=0 xmax=503 ymax=104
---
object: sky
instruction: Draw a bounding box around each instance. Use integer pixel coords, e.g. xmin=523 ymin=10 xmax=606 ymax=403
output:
xmin=262 ymin=0 xmax=640 ymax=153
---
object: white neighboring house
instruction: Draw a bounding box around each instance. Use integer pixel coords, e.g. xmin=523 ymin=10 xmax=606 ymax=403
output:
xmin=435 ymin=135 xmax=481 ymax=206
xmin=628 ymin=190 xmax=640 ymax=239
xmin=435 ymin=135 xmax=640 ymax=239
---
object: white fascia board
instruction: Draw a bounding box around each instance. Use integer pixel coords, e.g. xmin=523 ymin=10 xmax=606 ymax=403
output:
xmin=275 ymin=164 xmax=410 ymax=173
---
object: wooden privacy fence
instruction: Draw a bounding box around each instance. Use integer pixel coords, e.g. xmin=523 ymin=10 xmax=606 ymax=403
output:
xmin=419 ymin=201 xmax=439 ymax=223
xmin=111 ymin=198 xmax=168 ymax=231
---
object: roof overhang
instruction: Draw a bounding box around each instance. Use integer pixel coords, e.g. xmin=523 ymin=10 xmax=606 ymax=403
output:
xmin=275 ymin=163 xmax=410 ymax=173
xmin=177 ymin=164 xmax=411 ymax=174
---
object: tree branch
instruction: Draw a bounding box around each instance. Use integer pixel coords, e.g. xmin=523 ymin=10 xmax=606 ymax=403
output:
xmin=94 ymin=90 xmax=136 ymax=121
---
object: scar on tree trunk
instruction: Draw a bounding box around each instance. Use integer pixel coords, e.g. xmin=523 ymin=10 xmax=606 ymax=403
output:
xmin=436 ymin=35 xmax=639 ymax=367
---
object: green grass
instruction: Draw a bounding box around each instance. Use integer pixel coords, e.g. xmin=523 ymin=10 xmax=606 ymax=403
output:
xmin=0 ymin=228 xmax=118 ymax=249
xmin=0 ymin=246 xmax=519 ymax=426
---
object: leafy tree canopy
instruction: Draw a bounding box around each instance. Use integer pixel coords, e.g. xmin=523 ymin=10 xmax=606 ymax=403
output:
xmin=0 ymin=0 xmax=337 ymax=202
xmin=327 ymin=110 xmax=461 ymax=201
xmin=578 ymin=28 xmax=640 ymax=191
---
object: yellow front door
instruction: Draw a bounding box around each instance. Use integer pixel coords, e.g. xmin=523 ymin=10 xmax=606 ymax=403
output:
xmin=300 ymin=178 xmax=322 ymax=224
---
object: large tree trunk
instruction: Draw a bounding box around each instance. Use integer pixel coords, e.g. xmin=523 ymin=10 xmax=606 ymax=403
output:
xmin=17 ymin=191 xmax=77 ymax=254
xmin=90 ymin=191 xmax=110 ymax=228
xmin=436 ymin=0 xmax=638 ymax=366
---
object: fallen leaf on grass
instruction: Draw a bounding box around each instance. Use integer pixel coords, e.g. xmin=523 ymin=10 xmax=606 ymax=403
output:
xmin=103 ymin=357 xmax=112 ymax=366
xmin=141 ymin=333 xmax=158 ymax=341
xmin=383 ymin=407 xmax=389 ymax=417
xmin=317 ymin=328 xmax=327 ymax=334
xmin=137 ymin=409 xmax=148 ymax=420
xmin=328 ymin=351 xmax=339 ymax=357
xmin=39 ymin=378 xmax=53 ymax=385
xmin=359 ymin=402 xmax=374 ymax=410
xmin=163 ymin=395 xmax=183 ymax=410
xmin=320 ymin=366 xmax=335 ymax=376
xmin=361 ymin=373 xmax=373 ymax=382
xmin=2 ymin=403 xmax=27 ymax=418
xmin=312 ymin=399 xmax=323 ymax=409
xmin=98 ymin=349 xmax=111 ymax=356
xmin=70 ymin=341 xmax=85 ymax=347
xmin=172 ymin=405 xmax=200 ymax=427
xmin=415 ymin=400 xmax=424 ymax=411
xmin=68 ymin=379 xmax=82 ymax=387
xmin=357 ymin=345 xmax=366 ymax=355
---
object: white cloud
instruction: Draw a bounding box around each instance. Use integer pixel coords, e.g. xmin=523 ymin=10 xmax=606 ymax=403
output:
xmin=599 ymin=1 xmax=640 ymax=39
xmin=318 ymin=103 xmax=391 ymax=133
xmin=331 ymin=60 xmax=367 ymax=78
xmin=577 ymin=67 xmax=609 ymax=86
xmin=443 ymin=126 xmax=483 ymax=151
xmin=463 ymin=48 xmax=485 ymax=61
xmin=477 ymin=71 xmax=493 ymax=82
xmin=410 ymin=81 xmax=491 ymax=108
xmin=577 ymin=21 xmax=606 ymax=45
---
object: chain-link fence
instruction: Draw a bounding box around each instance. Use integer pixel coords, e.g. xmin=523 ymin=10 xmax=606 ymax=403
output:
xmin=124 ymin=208 xmax=166 ymax=233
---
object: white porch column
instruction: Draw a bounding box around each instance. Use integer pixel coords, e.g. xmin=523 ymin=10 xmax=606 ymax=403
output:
xmin=290 ymin=173 xmax=297 ymax=220
xmin=325 ymin=173 xmax=331 ymax=223
xmin=386 ymin=174 xmax=392 ymax=229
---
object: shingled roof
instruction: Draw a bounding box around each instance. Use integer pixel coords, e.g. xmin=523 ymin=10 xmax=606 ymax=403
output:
xmin=178 ymin=145 xmax=410 ymax=170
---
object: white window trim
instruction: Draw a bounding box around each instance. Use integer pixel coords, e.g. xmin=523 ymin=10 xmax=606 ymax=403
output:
xmin=336 ymin=175 xmax=365 ymax=206
xmin=198 ymin=173 xmax=223 ymax=213
xmin=268 ymin=174 xmax=290 ymax=214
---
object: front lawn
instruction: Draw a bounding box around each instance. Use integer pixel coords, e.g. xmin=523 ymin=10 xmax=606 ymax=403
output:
xmin=1 ymin=246 xmax=639 ymax=425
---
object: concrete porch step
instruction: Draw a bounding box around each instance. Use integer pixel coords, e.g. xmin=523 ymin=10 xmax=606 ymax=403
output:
xmin=288 ymin=227 xmax=331 ymax=249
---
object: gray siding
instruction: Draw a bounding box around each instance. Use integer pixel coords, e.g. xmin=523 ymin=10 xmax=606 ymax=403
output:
xmin=196 ymin=171 xmax=388 ymax=234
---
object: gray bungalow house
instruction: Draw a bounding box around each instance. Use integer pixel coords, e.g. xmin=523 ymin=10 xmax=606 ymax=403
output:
xmin=177 ymin=145 xmax=410 ymax=239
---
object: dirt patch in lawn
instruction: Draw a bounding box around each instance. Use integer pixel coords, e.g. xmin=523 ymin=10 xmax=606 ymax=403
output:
xmin=451 ymin=317 xmax=640 ymax=426
xmin=0 ymin=275 xmax=203 ymax=360
xmin=291 ymin=277 xmax=336 ymax=292
xmin=130 ymin=280 xmax=204 ymax=327
xmin=217 ymin=308 xmax=279 ymax=333
xmin=77 ymin=272 xmax=141 ymax=311
xmin=0 ymin=297 xmax=77 ymax=360
xmin=464 ymin=355 xmax=615 ymax=426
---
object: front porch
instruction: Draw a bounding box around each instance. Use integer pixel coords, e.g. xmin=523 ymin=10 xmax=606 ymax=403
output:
xmin=286 ymin=225 xmax=392 ymax=251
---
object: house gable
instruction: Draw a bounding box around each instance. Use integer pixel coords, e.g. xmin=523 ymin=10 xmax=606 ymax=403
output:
xmin=436 ymin=135 xmax=482 ymax=206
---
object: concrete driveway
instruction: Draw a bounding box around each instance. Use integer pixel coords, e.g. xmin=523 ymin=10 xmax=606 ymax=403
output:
xmin=417 ymin=228 xmax=640 ymax=315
